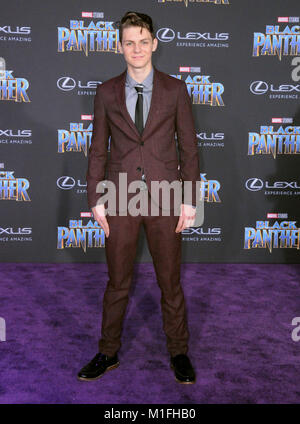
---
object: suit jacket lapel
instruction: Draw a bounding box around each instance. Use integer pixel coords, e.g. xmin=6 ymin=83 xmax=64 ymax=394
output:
xmin=142 ymin=66 xmax=161 ymax=139
xmin=114 ymin=65 xmax=161 ymax=141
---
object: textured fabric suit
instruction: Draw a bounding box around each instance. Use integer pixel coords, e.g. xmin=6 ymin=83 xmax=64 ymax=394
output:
xmin=86 ymin=65 xmax=200 ymax=357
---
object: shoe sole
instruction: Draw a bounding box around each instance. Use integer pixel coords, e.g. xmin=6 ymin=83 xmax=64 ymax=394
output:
xmin=77 ymin=362 xmax=120 ymax=382
xmin=170 ymin=364 xmax=196 ymax=384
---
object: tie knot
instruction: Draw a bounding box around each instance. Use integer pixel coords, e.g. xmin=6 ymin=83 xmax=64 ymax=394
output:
xmin=135 ymin=85 xmax=143 ymax=94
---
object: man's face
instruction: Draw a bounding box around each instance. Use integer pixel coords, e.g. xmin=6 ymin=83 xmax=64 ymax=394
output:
xmin=118 ymin=26 xmax=158 ymax=70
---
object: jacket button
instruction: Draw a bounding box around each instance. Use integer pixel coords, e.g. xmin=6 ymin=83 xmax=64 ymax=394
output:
xmin=140 ymin=141 xmax=144 ymax=146
xmin=136 ymin=166 xmax=142 ymax=171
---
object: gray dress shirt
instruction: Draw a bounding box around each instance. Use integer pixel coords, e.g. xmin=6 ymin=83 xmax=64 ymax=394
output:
xmin=125 ymin=66 xmax=154 ymax=127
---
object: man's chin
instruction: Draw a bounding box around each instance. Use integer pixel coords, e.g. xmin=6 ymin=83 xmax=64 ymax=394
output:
xmin=128 ymin=59 xmax=151 ymax=68
xmin=130 ymin=62 xmax=146 ymax=68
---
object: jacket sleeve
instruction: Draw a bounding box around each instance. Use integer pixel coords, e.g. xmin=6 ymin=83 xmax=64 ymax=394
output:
xmin=86 ymin=85 xmax=110 ymax=209
xmin=175 ymin=80 xmax=201 ymax=208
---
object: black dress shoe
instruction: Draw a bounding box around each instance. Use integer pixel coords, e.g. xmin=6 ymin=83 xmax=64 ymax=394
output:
xmin=77 ymin=352 xmax=120 ymax=381
xmin=170 ymin=354 xmax=196 ymax=384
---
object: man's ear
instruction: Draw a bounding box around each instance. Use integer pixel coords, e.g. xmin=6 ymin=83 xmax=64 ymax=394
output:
xmin=152 ymin=37 xmax=158 ymax=52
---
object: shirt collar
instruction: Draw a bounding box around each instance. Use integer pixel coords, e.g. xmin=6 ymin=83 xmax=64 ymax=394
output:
xmin=126 ymin=66 xmax=154 ymax=90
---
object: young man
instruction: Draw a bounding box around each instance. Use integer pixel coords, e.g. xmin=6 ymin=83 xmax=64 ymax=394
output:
xmin=78 ymin=11 xmax=200 ymax=384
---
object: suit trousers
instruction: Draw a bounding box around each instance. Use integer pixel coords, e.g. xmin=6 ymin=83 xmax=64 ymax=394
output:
xmin=98 ymin=188 xmax=190 ymax=357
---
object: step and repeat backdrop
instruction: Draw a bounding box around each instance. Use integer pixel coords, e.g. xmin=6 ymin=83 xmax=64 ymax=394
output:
xmin=1 ymin=0 xmax=300 ymax=263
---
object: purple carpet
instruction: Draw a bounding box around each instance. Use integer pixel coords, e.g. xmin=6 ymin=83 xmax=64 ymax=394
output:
xmin=1 ymin=263 xmax=300 ymax=403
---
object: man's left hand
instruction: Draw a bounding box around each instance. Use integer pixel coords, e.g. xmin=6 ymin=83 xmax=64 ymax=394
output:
xmin=175 ymin=204 xmax=196 ymax=233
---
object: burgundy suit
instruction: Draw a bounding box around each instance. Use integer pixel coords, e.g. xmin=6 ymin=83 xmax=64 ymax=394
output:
xmin=86 ymin=65 xmax=200 ymax=357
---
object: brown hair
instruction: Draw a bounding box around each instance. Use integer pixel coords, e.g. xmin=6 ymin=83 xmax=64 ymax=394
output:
xmin=114 ymin=11 xmax=155 ymax=44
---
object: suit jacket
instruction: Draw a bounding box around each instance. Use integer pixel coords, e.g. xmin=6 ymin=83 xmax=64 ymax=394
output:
xmin=86 ymin=65 xmax=200 ymax=213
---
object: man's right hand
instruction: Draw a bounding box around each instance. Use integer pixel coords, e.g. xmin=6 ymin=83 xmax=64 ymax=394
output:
xmin=92 ymin=204 xmax=109 ymax=238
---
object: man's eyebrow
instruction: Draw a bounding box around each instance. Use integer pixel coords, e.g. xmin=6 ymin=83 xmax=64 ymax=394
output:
xmin=124 ymin=38 xmax=150 ymax=42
